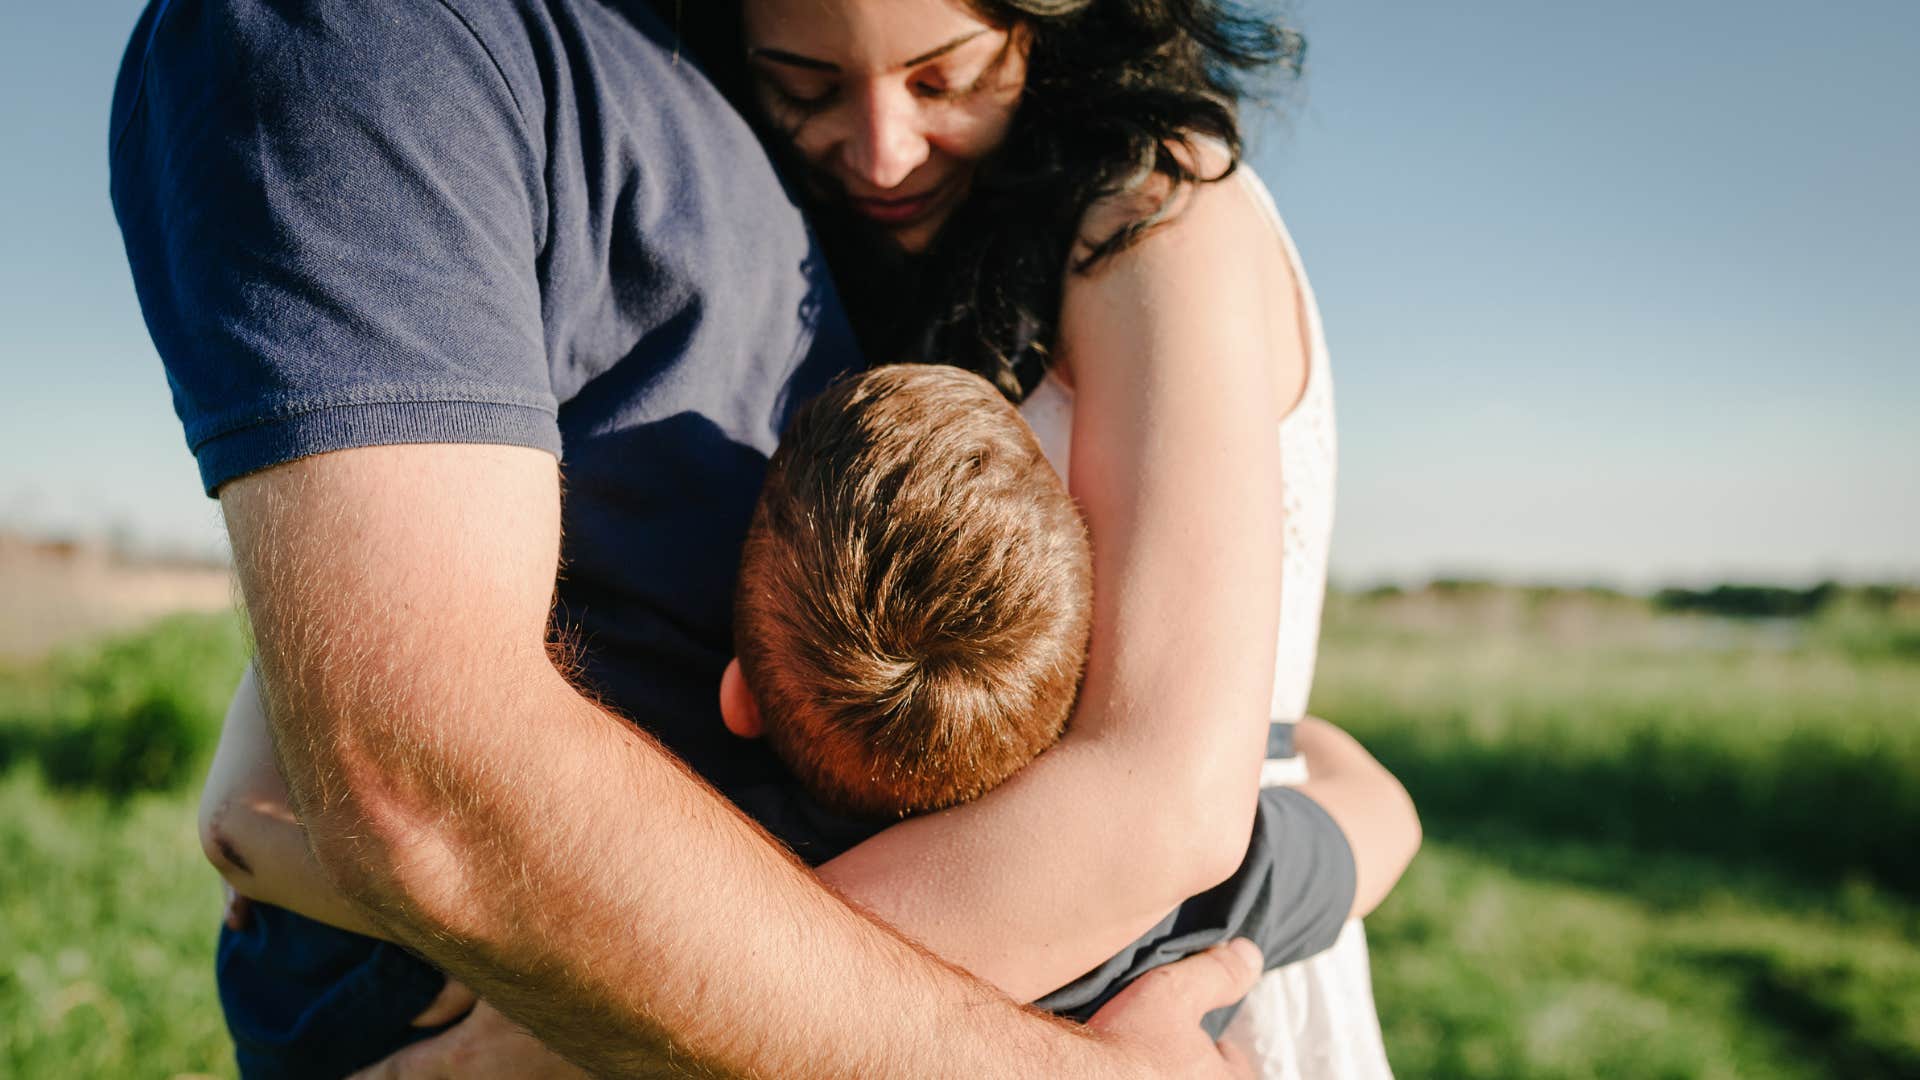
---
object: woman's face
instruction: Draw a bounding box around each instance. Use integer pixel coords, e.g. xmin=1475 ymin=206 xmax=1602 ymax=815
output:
xmin=742 ymin=0 xmax=1029 ymax=253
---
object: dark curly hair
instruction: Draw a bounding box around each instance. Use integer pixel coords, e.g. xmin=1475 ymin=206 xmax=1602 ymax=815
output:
xmin=653 ymin=0 xmax=1304 ymax=400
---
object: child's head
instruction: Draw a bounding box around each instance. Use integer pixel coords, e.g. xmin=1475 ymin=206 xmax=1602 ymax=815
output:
xmin=729 ymin=364 xmax=1093 ymax=820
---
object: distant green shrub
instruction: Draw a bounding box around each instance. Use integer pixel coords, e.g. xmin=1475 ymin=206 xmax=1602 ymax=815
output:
xmin=0 ymin=614 xmax=247 ymax=797
xmin=38 ymin=688 xmax=207 ymax=795
xmin=1809 ymin=599 xmax=1920 ymax=662
xmin=1653 ymin=582 xmax=1839 ymax=618
xmin=1427 ymin=577 xmax=1498 ymax=595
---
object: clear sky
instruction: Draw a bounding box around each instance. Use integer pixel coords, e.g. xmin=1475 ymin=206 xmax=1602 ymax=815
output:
xmin=2 ymin=1 xmax=1915 ymax=586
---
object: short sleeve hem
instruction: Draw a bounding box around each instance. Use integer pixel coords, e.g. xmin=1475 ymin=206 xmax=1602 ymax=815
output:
xmin=194 ymin=399 xmax=561 ymax=495
xmin=1266 ymin=786 xmax=1359 ymax=959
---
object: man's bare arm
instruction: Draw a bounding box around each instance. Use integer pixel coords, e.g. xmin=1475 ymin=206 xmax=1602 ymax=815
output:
xmin=221 ymin=441 xmax=1248 ymax=1078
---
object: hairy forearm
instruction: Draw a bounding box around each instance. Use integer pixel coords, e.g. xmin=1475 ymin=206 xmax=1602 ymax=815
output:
xmin=223 ymin=446 xmax=1127 ymax=1079
xmin=304 ymin=664 xmax=1105 ymax=1077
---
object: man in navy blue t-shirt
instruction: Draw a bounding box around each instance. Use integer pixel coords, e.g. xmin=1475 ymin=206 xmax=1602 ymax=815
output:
xmin=109 ymin=1 xmax=1345 ymax=1075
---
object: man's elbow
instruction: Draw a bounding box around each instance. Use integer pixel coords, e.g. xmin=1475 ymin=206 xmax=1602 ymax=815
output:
xmin=300 ymin=796 xmax=422 ymax=905
xmin=300 ymin=771 xmax=489 ymax=939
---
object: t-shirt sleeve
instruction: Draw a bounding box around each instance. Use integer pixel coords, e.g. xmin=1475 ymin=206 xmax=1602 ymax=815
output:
xmin=1237 ymin=785 xmax=1359 ymax=967
xmin=109 ymin=0 xmax=557 ymax=494
xmin=1036 ymin=785 xmax=1357 ymax=1030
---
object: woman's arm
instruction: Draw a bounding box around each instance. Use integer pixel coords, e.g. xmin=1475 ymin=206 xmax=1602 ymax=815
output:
xmin=199 ymin=664 xmax=391 ymax=941
xmin=820 ymin=164 xmax=1306 ymax=1001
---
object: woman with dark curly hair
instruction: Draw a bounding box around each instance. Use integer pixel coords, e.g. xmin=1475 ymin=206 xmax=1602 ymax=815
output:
xmin=729 ymin=1 xmax=1409 ymax=1074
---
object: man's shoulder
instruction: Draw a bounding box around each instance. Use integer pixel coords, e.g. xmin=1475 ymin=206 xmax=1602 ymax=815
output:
xmin=117 ymin=0 xmax=535 ymax=105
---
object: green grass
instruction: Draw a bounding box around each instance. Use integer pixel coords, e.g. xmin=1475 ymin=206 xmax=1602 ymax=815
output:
xmin=3 ymin=594 xmax=1917 ymax=1077
xmin=0 ymin=612 xmax=248 ymax=797
xmin=1315 ymin=590 xmax=1920 ymax=1078
xmin=1 ymin=613 xmax=247 ymax=1078
xmin=1364 ymin=837 xmax=1920 ymax=1079
xmin=1315 ymin=591 xmax=1920 ymax=891
xmin=0 ymin=770 xmax=236 ymax=1078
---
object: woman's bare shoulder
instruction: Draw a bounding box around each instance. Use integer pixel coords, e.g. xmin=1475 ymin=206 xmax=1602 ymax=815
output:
xmin=1073 ymin=139 xmax=1258 ymax=253
xmin=1062 ymin=142 xmax=1307 ymax=414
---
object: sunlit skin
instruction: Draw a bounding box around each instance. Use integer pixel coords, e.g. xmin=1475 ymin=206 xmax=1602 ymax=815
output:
xmin=742 ymin=0 xmax=1029 ymax=253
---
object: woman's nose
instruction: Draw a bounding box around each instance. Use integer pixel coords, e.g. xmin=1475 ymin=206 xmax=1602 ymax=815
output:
xmin=840 ymin=84 xmax=930 ymax=191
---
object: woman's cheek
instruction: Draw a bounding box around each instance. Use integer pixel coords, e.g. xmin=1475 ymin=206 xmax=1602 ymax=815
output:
xmin=781 ymin=118 xmax=839 ymax=172
xmin=942 ymin=118 xmax=1013 ymax=163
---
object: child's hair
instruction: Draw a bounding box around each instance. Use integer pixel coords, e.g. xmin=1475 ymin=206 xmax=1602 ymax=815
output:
xmin=735 ymin=364 xmax=1094 ymax=819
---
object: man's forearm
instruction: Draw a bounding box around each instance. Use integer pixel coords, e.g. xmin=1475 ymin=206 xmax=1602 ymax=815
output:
xmin=224 ymin=445 xmax=1134 ymax=1078
xmin=300 ymin=664 xmax=1109 ymax=1077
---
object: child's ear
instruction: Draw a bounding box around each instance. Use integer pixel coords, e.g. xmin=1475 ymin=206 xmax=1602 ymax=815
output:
xmin=719 ymin=658 xmax=764 ymax=739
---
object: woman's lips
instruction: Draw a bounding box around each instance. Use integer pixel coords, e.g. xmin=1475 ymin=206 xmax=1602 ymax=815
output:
xmin=847 ymin=180 xmax=949 ymax=227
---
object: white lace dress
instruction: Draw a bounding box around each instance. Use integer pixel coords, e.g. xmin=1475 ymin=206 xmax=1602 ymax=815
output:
xmin=1017 ymin=168 xmax=1393 ymax=1079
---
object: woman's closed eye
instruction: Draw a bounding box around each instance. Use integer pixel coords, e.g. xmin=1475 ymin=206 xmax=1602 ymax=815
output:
xmin=760 ymin=75 xmax=839 ymax=112
xmin=913 ymin=40 xmax=1018 ymax=103
xmin=761 ymin=71 xmax=980 ymax=113
xmin=911 ymin=72 xmax=978 ymax=102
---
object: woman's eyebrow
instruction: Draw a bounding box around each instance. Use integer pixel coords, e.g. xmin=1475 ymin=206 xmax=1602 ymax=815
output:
xmin=748 ymin=30 xmax=991 ymax=74
xmin=898 ymin=29 xmax=989 ymax=69
xmin=748 ymin=47 xmax=839 ymax=73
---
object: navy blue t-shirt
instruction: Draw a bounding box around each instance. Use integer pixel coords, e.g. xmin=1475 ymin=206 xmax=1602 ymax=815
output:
xmin=111 ymin=0 xmax=854 ymax=798
xmin=110 ymin=1 xmax=1353 ymax=1074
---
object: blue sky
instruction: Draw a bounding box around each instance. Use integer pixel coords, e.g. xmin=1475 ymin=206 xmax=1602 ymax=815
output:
xmin=2 ymin=1 xmax=1914 ymax=585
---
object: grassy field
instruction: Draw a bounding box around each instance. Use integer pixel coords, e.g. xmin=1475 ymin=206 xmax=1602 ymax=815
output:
xmin=1315 ymin=587 xmax=1920 ymax=1079
xmin=2 ymin=590 xmax=1916 ymax=1077
xmin=1 ymin=613 xmax=245 ymax=1078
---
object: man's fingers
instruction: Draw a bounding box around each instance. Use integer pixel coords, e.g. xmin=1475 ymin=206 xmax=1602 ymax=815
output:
xmin=410 ymin=978 xmax=480 ymax=1027
xmin=1084 ymin=939 xmax=1265 ymax=1075
xmin=355 ymin=1002 xmax=588 ymax=1079
xmin=1216 ymin=1036 xmax=1254 ymax=1078
xmin=1140 ymin=939 xmax=1262 ymax=1014
xmin=222 ymin=885 xmax=254 ymax=932
xmin=346 ymin=1038 xmax=445 ymax=1080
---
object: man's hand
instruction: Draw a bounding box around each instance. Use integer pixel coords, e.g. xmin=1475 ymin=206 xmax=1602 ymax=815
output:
xmin=222 ymin=885 xmax=252 ymax=932
xmin=1087 ymin=940 xmax=1262 ymax=1078
xmin=408 ymin=979 xmax=480 ymax=1029
xmin=350 ymin=999 xmax=588 ymax=1080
